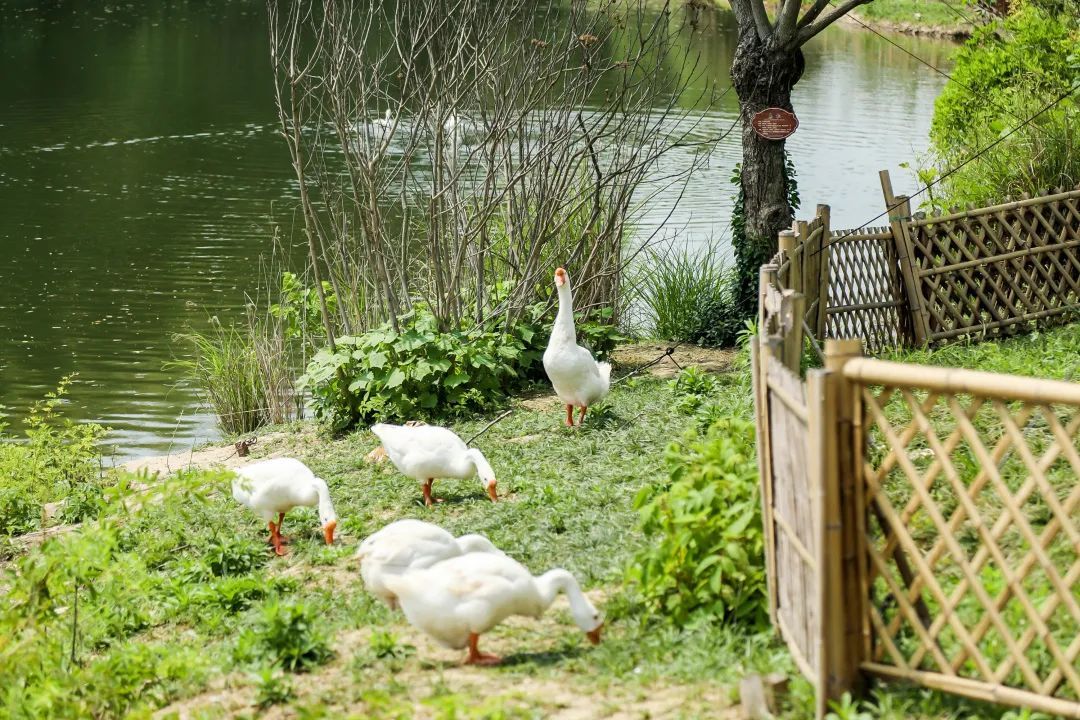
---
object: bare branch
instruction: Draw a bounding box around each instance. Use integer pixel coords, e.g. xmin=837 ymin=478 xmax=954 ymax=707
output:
xmin=796 ymin=0 xmax=874 ymax=46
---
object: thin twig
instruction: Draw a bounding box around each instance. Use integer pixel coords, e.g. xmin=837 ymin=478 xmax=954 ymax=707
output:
xmin=465 ymin=409 xmax=514 ymax=445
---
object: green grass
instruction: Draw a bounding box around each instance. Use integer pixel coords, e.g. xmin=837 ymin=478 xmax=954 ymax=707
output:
xmin=4 ymin=325 xmax=1079 ymax=718
xmin=855 ymin=0 xmax=973 ymax=29
xmin=0 ymin=367 xmax=801 ymax=719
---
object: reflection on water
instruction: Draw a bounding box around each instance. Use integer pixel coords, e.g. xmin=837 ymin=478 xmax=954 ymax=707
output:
xmin=0 ymin=1 xmax=953 ymax=458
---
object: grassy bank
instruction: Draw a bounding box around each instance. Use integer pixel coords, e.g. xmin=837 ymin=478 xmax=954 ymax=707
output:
xmin=4 ymin=324 xmax=1080 ymax=718
xmin=851 ymin=0 xmax=973 ymax=37
xmin=2 ymin=351 xmax=806 ymax=719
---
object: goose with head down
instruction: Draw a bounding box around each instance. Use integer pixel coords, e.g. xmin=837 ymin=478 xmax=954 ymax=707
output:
xmin=382 ymin=551 xmax=603 ymax=665
xmin=370 ymin=423 xmax=498 ymax=507
xmin=542 ymin=267 xmax=612 ymax=427
xmin=231 ymin=457 xmax=337 ymax=556
xmin=356 ymin=519 xmax=502 ymax=609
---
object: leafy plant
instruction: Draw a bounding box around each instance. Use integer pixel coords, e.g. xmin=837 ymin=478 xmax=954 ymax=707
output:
xmin=929 ymin=3 xmax=1080 ymax=205
xmin=628 ymin=417 xmax=766 ymax=627
xmin=669 ymin=366 xmax=721 ymax=413
xmin=252 ymin=666 xmax=296 ymax=709
xmin=0 ymin=377 xmax=108 ymax=537
xmin=300 ymin=309 xmax=536 ymax=430
xmin=251 ymin=600 xmax=333 ymax=672
xmin=270 ymin=271 xmax=337 ymax=344
xmin=825 ymin=692 xmax=874 ymax=720
xmin=205 ymin=535 xmax=267 ymax=577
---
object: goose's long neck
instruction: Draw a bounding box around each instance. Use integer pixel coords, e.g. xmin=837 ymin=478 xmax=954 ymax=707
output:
xmin=536 ymin=568 xmax=588 ymax=612
xmin=313 ymin=478 xmax=336 ymax=519
xmin=551 ymin=284 xmax=577 ymax=345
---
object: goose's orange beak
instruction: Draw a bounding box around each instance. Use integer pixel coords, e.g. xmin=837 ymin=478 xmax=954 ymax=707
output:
xmin=488 ymin=482 xmax=498 ymax=502
xmin=323 ymin=520 xmax=337 ymax=545
xmin=554 ymin=267 xmax=567 ymax=287
xmin=586 ymin=622 xmax=604 ymax=645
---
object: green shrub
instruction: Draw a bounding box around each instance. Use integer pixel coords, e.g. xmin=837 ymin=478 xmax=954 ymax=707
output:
xmin=251 ymin=600 xmax=333 ymax=672
xmin=628 ymin=417 xmax=766 ymax=627
xmin=270 ymin=271 xmax=337 ymax=344
xmin=0 ymin=377 xmax=108 ymax=537
xmin=930 ymin=3 xmax=1080 ymax=205
xmin=252 ymin=667 xmax=296 ymax=709
xmin=669 ymin=366 xmax=721 ymax=414
xmin=205 ymin=535 xmax=268 ymax=578
xmin=300 ymin=305 xmax=623 ymax=431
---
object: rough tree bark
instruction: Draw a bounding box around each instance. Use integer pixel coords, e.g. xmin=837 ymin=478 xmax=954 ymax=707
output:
xmin=727 ymin=0 xmax=873 ymax=301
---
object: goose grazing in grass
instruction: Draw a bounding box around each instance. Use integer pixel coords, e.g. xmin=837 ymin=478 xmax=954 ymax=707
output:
xmin=356 ymin=519 xmax=502 ymax=609
xmin=382 ymin=552 xmax=603 ymax=665
xmin=232 ymin=458 xmax=337 ymax=556
xmin=543 ymin=266 xmax=612 ymax=426
xmin=370 ymin=423 xmax=498 ymax=507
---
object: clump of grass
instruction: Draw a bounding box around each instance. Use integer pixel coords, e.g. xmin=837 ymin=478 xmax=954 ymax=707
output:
xmin=171 ymin=314 xmax=300 ymax=436
xmin=630 ymin=240 xmax=739 ymax=346
xmin=252 ymin=667 xmax=296 ymax=709
xmin=252 ymin=600 xmax=333 ymax=672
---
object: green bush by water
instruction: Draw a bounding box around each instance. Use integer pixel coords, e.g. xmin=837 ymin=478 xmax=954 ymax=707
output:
xmin=0 ymin=377 xmax=108 ymax=538
xmin=929 ymin=1 xmax=1079 ymax=206
xmin=300 ymin=305 xmax=623 ymax=431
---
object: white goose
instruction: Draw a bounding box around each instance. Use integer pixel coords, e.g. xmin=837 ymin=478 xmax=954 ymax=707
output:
xmin=370 ymin=423 xmax=498 ymax=506
xmin=542 ymin=267 xmax=612 ymax=426
xmin=382 ymin=552 xmax=604 ymax=665
xmin=232 ymin=457 xmax=338 ymax=556
xmin=356 ymin=519 xmax=502 ymax=609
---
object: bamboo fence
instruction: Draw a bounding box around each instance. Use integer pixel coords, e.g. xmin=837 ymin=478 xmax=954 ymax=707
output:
xmin=780 ymin=172 xmax=1080 ymax=351
xmin=754 ymin=259 xmax=1080 ymax=718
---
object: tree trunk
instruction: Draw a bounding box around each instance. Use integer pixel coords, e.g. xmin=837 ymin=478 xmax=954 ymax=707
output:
xmin=730 ymin=34 xmax=804 ymax=310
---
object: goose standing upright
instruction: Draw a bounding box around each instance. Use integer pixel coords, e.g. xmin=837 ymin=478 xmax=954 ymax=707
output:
xmin=370 ymin=423 xmax=498 ymax=506
xmin=356 ymin=519 xmax=502 ymax=608
xmin=381 ymin=551 xmax=603 ymax=665
xmin=542 ymin=267 xmax=612 ymax=426
xmin=232 ymin=458 xmax=338 ymax=556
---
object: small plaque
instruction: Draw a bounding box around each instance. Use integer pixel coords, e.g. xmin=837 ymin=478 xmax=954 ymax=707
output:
xmin=751 ymin=108 xmax=799 ymax=140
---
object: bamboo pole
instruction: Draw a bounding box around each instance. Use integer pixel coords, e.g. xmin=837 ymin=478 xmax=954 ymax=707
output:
xmin=784 ymin=293 xmax=807 ymax=373
xmin=823 ymin=339 xmax=866 ymax=706
xmin=843 ymin=357 xmax=1080 ymax=405
xmin=912 ymin=186 xmax=1080 ymax=226
xmin=815 ymin=205 xmax=831 ymax=340
xmin=807 ymin=368 xmax=832 ymax=720
xmin=880 ymin=170 xmax=930 ymax=346
xmin=779 ymin=229 xmax=797 ymax=292
xmin=751 ymin=337 xmax=779 ymax=627
xmin=862 ymin=663 xmax=1080 ymax=719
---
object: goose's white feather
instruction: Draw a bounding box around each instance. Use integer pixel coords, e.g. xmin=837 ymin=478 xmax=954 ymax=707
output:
xmin=231 ymin=457 xmax=337 ymax=526
xmin=382 ymin=552 xmax=602 ymax=651
xmin=369 ymin=424 xmax=496 ymax=490
xmin=542 ymin=268 xmax=611 ymax=408
xmin=356 ymin=519 xmax=502 ymax=607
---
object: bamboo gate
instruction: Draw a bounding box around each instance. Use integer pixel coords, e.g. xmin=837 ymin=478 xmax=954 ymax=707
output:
xmin=754 ymin=260 xmax=1080 ymax=718
xmin=781 ymin=172 xmax=1080 ymax=351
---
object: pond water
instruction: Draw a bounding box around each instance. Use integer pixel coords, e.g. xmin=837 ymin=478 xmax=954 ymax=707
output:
xmin=0 ymin=1 xmax=955 ymax=458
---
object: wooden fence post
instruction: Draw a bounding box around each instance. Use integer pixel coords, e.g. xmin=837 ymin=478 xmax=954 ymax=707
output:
xmin=880 ymin=170 xmax=930 ymax=346
xmin=755 ymin=267 xmax=780 ymax=626
xmin=751 ymin=335 xmax=778 ymax=628
xmin=794 ymin=219 xmax=813 ymax=337
xmin=817 ymin=338 xmax=866 ymax=716
xmin=815 ymin=205 xmax=832 ymax=341
xmin=779 ymin=229 xmax=797 ymax=292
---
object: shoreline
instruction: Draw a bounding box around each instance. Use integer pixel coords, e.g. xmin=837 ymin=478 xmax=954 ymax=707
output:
xmin=700 ymin=0 xmax=974 ymax=39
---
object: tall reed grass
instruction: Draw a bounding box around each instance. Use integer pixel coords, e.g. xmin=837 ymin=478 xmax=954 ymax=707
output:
xmin=631 ymin=241 xmax=732 ymax=343
xmin=171 ymin=313 xmax=301 ymax=436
